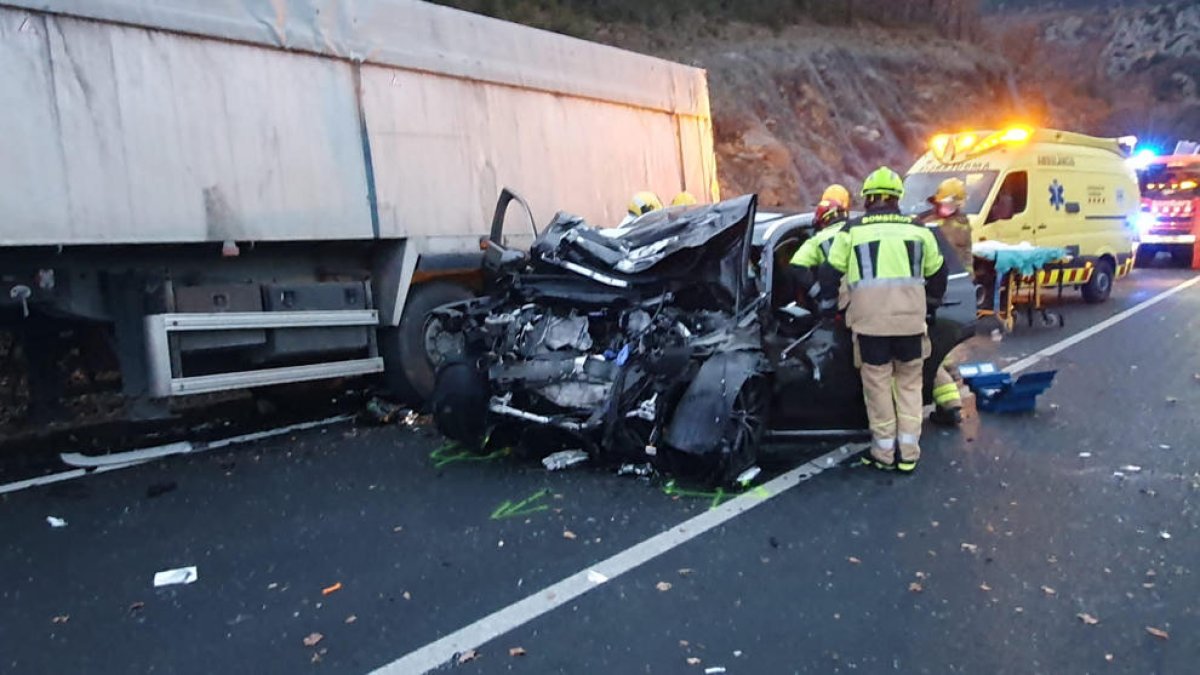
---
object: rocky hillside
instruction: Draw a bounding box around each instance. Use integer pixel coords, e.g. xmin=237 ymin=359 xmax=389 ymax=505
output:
xmin=431 ymin=0 xmax=1196 ymax=207
xmin=992 ymin=1 xmax=1199 ymax=150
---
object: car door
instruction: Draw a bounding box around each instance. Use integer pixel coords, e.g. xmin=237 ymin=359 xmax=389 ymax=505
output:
xmin=758 ymin=220 xmax=866 ymax=432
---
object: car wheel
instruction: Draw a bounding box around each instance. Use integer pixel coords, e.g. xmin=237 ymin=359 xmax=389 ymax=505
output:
xmin=1081 ymin=259 xmax=1114 ymax=304
xmin=381 ymin=281 xmax=475 ymax=404
xmin=714 ymin=376 xmax=768 ymax=486
xmin=429 ymin=360 xmax=489 ymax=448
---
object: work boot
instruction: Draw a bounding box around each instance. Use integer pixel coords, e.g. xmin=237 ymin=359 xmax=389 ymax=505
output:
xmin=929 ymin=406 xmax=963 ymax=426
xmin=897 ymin=459 xmax=919 ymax=473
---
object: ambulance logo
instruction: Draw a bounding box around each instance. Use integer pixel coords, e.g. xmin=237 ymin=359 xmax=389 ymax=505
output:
xmin=1049 ymin=179 xmax=1065 ymax=211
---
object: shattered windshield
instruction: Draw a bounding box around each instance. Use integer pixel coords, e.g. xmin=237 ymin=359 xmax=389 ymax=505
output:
xmin=901 ymin=171 xmax=1000 ymax=215
xmin=1140 ymin=165 xmax=1200 ymax=199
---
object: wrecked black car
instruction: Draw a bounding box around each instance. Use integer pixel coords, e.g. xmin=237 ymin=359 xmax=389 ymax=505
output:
xmin=429 ymin=191 xmax=976 ymax=485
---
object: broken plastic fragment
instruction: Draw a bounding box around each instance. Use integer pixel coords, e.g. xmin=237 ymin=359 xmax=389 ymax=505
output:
xmin=1159 ymin=531 xmax=1171 ymax=540
xmin=656 ymin=581 xmax=672 ymax=592
xmin=1120 ymin=465 xmax=1143 ymax=473
xmin=153 ymin=566 xmax=198 ymax=587
xmin=302 ymin=632 xmax=323 ymax=647
xmin=1146 ymin=626 xmax=1169 ymax=640
xmin=736 ymin=466 xmax=762 ymax=486
xmin=46 ymin=516 xmax=67 ymax=528
xmin=1078 ymin=452 xmax=1091 ymax=458
xmin=1077 ymin=613 xmax=1099 ymax=625
xmin=542 ymin=449 xmax=589 ymax=471
xmin=705 ymin=668 xmax=727 ymax=674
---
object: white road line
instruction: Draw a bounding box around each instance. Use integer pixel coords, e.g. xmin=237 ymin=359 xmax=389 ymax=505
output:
xmin=376 ymin=273 xmax=1200 ymax=675
xmin=0 ymin=415 xmax=352 ymax=496
xmin=372 ymin=443 xmax=862 ymax=675
xmin=1004 ymin=274 xmax=1200 ymax=375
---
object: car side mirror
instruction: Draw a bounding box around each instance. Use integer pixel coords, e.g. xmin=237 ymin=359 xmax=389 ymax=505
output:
xmin=483 ymin=241 xmax=527 ymax=273
xmin=1064 ymin=202 xmax=1081 ymax=214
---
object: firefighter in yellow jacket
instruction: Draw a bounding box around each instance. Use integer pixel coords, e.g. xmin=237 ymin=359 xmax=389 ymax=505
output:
xmin=918 ymin=178 xmax=971 ymax=426
xmin=789 ymin=184 xmax=851 ymax=304
xmin=818 ymin=167 xmax=948 ymax=472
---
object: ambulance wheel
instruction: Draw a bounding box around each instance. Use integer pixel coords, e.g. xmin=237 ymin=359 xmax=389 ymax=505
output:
xmin=1081 ymin=260 xmax=1114 ymax=304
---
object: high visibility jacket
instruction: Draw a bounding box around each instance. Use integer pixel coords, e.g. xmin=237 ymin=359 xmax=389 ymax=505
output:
xmin=818 ymin=209 xmax=947 ymax=336
xmin=790 ymin=221 xmax=845 ymax=268
xmin=918 ymin=210 xmax=973 ymax=280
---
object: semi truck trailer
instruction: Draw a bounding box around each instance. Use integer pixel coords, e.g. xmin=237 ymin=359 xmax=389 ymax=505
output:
xmin=0 ymin=0 xmax=718 ymax=421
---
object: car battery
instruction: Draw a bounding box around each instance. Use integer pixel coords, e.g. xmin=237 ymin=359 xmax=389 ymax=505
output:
xmin=260 ymin=282 xmax=371 ymax=359
xmin=173 ymin=284 xmax=266 ymax=352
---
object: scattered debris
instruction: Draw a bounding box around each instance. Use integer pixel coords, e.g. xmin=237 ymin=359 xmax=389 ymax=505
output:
xmin=1145 ymin=626 xmax=1170 ymax=640
xmin=1113 ymin=471 xmax=1127 ymax=479
xmin=1041 ymin=585 xmax=1057 ymax=596
xmin=1160 ymin=531 xmax=1172 ymax=540
xmin=908 ymin=582 xmax=923 ymax=593
xmin=587 ymin=570 xmax=608 ymax=584
xmin=1120 ymin=465 xmax=1143 ymax=473
xmin=705 ymin=668 xmax=727 ymax=674
xmin=1077 ymin=613 xmax=1099 ymax=625
xmin=733 ymin=650 xmax=743 ymax=657
xmin=961 ymin=543 xmax=979 ymax=554
xmin=980 ymin=583 xmax=992 ymax=592
xmin=656 ymin=581 xmax=673 ymax=592
xmin=145 ymin=481 xmax=178 ymax=498
xmin=735 ymin=465 xmax=762 ymax=486
xmin=364 ymin=397 xmax=405 ymax=424
xmin=128 ymin=601 xmax=145 ymax=614
xmin=686 ymin=657 xmax=702 ymax=666
xmin=617 ymin=462 xmax=655 ymax=478
xmin=847 ymin=556 xmax=862 ymax=565
xmin=914 ymin=571 xmax=928 ymax=580
xmin=562 ymin=530 xmax=577 ymax=540
xmin=456 ymin=649 xmax=480 ymax=664
xmin=508 ymin=647 xmax=526 ymax=657
xmin=46 ymin=516 xmax=67 ymax=528
xmin=542 ymin=449 xmax=589 ymax=471
xmin=990 ymin=329 xmax=1003 ymax=342
xmin=1078 ymin=452 xmax=1092 ymax=458
xmin=345 ymin=615 xmax=357 ymax=624
xmin=1159 ymin=444 xmax=1172 ymax=450
xmin=51 ymin=615 xmax=69 ymax=624
xmin=153 ymin=565 xmax=198 ymax=587
xmin=1165 ymin=397 xmax=1178 ymax=405
xmin=402 ymin=591 xmax=411 ymax=601
xmin=302 ymin=632 xmax=323 ymax=647
xmin=678 ymin=568 xmax=694 ymax=577
xmin=1105 ymin=654 xmax=1114 ymax=662
xmin=322 ymin=582 xmax=343 ymax=596
xmin=267 ymin=582 xmax=279 ymax=590
xmin=679 ymin=640 xmax=690 ymax=648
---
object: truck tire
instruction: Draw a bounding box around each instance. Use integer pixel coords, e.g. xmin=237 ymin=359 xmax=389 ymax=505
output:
xmin=380 ymin=280 xmax=474 ymax=404
xmin=1081 ymin=259 xmax=1114 ymax=304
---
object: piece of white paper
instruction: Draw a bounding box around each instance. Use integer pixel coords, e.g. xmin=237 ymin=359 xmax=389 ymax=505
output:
xmin=153 ymin=566 xmax=198 ymax=587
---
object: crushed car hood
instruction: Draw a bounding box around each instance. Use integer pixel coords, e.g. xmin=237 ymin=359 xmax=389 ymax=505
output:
xmin=528 ymin=195 xmax=757 ymax=312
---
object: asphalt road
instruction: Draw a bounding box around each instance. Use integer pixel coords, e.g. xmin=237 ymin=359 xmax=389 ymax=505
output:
xmin=1 ymin=268 xmax=1198 ymax=674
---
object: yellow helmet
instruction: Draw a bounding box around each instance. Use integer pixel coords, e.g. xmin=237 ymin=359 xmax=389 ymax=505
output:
xmin=670 ymin=191 xmax=698 ymax=207
xmin=933 ymin=177 xmax=967 ymax=205
xmin=820 ymin=184 xmax=851 ymax=211
xmin=628 ymin=191 xmax=664 ymax=217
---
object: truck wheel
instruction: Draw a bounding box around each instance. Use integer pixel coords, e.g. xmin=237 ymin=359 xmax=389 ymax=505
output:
xmin=1081 ymin=259 xmax=1114 ymax=304
xmin=380 ymin=281 xmax=474 ymax=404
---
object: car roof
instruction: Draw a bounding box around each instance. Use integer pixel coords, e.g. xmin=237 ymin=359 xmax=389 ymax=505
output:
xmin=753 ymin=212 xmax=813 ymax=246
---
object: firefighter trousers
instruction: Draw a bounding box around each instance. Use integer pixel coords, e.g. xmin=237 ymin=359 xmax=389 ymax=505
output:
xmin=933 ymin=363 xmax=962 ymax=411
xmin=856 ymin=334 xmax=926 ymax=465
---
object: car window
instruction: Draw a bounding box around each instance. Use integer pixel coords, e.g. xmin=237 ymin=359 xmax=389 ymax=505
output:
xmin=985 ymin=171 xmax=1028 ymax=224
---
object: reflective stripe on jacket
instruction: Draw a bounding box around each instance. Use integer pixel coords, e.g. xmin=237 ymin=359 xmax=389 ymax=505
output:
xmin=789 ymin=222 xmax=844 ymax=268
xmin=822 ymin=210 xmax=945 ymax=336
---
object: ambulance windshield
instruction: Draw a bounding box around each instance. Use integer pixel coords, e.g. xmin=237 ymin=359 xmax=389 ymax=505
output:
xmin=1140 ymin=165 xmax=1200 ymax=199
xmin=901 ymin=171 xmax=999 ymax=215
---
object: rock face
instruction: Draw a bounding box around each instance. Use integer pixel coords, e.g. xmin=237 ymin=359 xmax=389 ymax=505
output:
xmin=660 ymin=25 xmax=1016 ymax=207
xmin=995 ymin=2 xmax=1200 ymax=148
